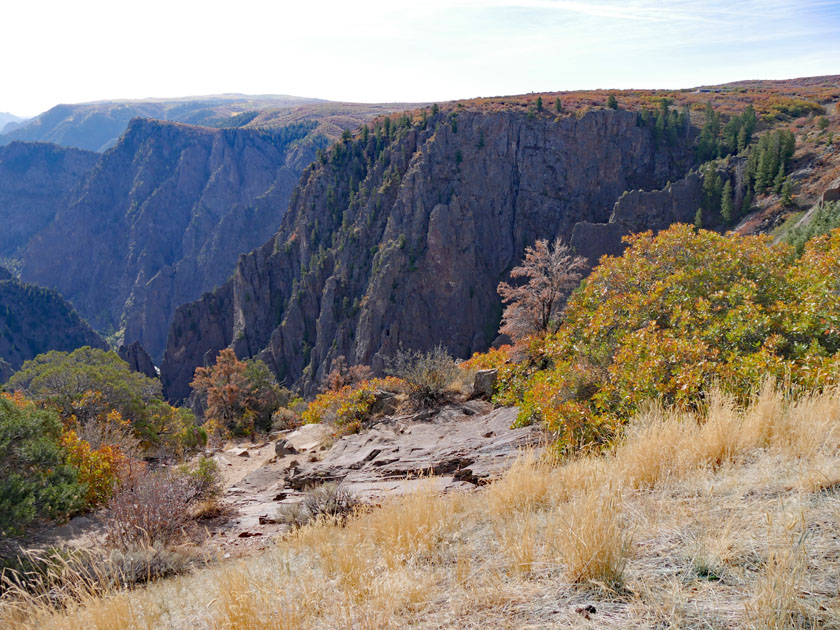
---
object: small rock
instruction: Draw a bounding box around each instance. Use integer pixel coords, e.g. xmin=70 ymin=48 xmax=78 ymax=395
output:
xmin=258 ymin=515 xmax=279 ymax=525
xmin=275 ymin=440 xmax=298 ymax=457
xmin=238 ymin=531 xmax=262 ymax=538
xmin=369 ymin=390 xmax=399 ymax=416
xmin=273 ymin=491 xmax=288 ymax=501
xmin=237 ymin=449 xmax=250 ymax=458
xmin=574 ymin=604 xmax=596 ymax=620
xmin=472 ymin=369 xmax=498 ymax=399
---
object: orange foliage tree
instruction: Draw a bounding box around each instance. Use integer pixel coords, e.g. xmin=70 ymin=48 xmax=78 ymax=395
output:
xmin=497 ymin=237 xmax=587 ymax=341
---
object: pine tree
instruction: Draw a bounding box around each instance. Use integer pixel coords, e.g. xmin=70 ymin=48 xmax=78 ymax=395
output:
xmin=774 ymin=164 xmax=786 ymax=195
xmin=737 ymin=125 xmax=748 ymax=152
xmin=741 ymin=189 xmax=753 ymax=216
xmin=607 ymin=94 xmax=618 ymax=110
xmin=536 ymin=96 xmax=543 ymax=112
xmin=721 ymin=179 xmax=734 ymax=224
xmin=781 ymin=178 xmax=794 ymax=206
xmin=555 ymin=98 xmax=562 ymax=113
xmin=694 ymin=207 xmax=704 ymax=229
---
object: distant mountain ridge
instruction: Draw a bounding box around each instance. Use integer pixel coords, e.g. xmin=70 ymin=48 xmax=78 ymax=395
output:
xmin=0 ymin=95 xmax=422 ymax=152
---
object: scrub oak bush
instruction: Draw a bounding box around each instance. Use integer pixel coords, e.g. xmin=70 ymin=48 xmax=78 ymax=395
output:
xmin=493 ymin=224 xmax=840 ymax=452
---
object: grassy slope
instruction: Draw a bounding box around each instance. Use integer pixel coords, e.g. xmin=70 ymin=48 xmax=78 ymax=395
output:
xmin=3 ymin=383 xmax=838 ymax=629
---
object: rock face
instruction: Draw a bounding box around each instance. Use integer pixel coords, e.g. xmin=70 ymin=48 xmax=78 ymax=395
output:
xmin=0 ymin=141 xmax=98 ymax=259
xmin=286 ymin=402 xmax=542 ymax=489
xmin=118 ymin=341 xmax=157 ymax=378
xmin=162 ymin=108 xmax=699 ymax=401
xmin=0 ymin=275 xmax=107 ymax=380
xmin=20 ymin=118 xmax=326 ymax=361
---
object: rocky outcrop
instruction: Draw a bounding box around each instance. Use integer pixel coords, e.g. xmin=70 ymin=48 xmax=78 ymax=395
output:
xmin=0 ymin=141 xmax=98 ymax=259
xmin=286 ymin=402 xmax=542 ymax=489
xmin=118 ymin=341 xmax=157 ymax=379
xmin=162 ymin=107 xmax=696 ymax=401
xmin=20 ymin=118 xmax=324 ymax=361
xmin=0 ymin=275 xmax=107 ymax=380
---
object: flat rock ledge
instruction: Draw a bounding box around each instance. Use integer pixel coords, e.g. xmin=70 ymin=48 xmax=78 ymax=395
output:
xmin=286 ymin=401 xmax=543 ymax=490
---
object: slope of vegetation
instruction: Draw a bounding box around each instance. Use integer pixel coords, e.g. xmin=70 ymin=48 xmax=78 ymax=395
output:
xmin=1 ymin=382 xmax=838 ymax=628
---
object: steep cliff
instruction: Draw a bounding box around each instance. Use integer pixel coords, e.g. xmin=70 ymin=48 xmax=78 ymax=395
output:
xmin=20 ymin=118 xmax=326 ymax=361
xmin=0 ymin=273 xmax=107 ymax=381
xmin=162 ymin=107 xmax=696 ymax=401
xmin=0 ymin=141 xmax=98 ymax=259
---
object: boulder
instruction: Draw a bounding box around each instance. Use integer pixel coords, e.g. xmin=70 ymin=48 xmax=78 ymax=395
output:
xmin=275 ymin=439 xmax=298 ymax=457
xmin=472 ymin=369 xmax=498 ymax=399
xmin=369 ymin=390 xmax=399 ymax=416
xmin=284 ymin=423 xmax=332 ymax=453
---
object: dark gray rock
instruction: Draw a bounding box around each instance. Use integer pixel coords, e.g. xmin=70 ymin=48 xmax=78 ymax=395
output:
xmin=275 ymin=440 xmax=297 ymax=457
xmin=163 ymin=107 xmax=696 ymax=400
xmin=118 ymin=341 xmax=157 ymax=379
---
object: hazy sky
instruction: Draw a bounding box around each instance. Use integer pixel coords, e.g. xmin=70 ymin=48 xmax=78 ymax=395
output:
xmin=3 ymin=0 xmax=839 ymax=117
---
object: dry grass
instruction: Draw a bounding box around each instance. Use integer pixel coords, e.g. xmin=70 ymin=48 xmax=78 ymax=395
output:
xmin=3 ymin=382 xmax=840 ymax=629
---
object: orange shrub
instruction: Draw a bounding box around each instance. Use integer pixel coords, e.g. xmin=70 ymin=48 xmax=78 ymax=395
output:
xmin=61 ymin=429 xmax=130 ymax=506
xmin=301 ymin=377 xmax=405 ymax=428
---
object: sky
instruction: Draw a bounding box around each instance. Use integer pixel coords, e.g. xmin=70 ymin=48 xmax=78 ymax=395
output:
xmin=3 ymin=0 xmax=840 ymax=117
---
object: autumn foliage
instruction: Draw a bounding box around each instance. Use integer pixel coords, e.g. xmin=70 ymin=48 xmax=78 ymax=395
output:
xmin=497 ymin=237 xmax=587 ymax=341
xmin=494 ymin=224 xmax=840 ymax=452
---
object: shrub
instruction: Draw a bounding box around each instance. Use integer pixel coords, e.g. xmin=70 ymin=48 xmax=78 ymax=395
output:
xmin=301 ymin=377 xmax=405 ymax=427
xmin=0 ymin=395 xmax=85 ymax=536
xmin=8 ymin=347 xmax=160 ymax=429
xmin=277 ymin=483 xmax=357 ymax=528
xmin=191 ymin=349 xmax=284 ymax=436
xmin=385 ymin=345 xmax=459 ymax=407
xmin=104 ymin=468 xmax=205 ymax=549
xmin=61 ymin=429 xmax=129 ymax=507
xmin=498 ymin=224 xmax=840 ymax=452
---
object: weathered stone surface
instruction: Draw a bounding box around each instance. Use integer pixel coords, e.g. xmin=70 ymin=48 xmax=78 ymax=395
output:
xmin=822 ymin=177 xmax=840 ymax=205
xmin=163 ymin=108 xmax=698 ymax=400
xmin=286 ymin=402 xmax=542 ymax=490
xmin=369 ymin=390 xmax=399 ymax=416
xmin=284 ymin=423 xmax=333 ymax=453
xmin=118 ymin=341 xmax=157 ymax=378
xmin=274 ymin=440 xmax=297 ymax=457
xmin=472 ymin=369 xmax=498 ymax=399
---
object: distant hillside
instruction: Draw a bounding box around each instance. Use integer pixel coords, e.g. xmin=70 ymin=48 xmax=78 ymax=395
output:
xmin=0 ymin=141 xmax=98 ymax=260
xmin=0 ymin=112 xmax=26 ymax=133
xmin=0 ymin=270 xmax=106 ymax=381
xmin=18 ymin=117 xmax=331 ymax=361
xmin=0 ymin=95 xmax=422 ymax=152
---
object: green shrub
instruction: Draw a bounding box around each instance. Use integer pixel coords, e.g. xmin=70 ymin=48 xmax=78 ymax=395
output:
xmin=0 ymin=396 xmax=85 ymax=536
xmin=385 ymin=345 xmax=458 ymax=407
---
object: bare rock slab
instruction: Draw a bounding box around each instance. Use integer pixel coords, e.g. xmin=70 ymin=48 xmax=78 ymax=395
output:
xmin=286 ymin=403 xmax=542 ymax=490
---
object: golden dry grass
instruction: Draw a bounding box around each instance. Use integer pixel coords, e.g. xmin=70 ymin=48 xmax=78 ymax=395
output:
xmin=2 ymin=383 xmax=840 ymax=629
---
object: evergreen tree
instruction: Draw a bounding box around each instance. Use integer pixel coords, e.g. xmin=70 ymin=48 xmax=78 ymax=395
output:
xmin=781 ymin=178 xmax=794 ymax=206
xmin=703 ymin=168 xmax=723 ymax=213
xmin=536 ymin=96 xmax=543 ymax=112
xmin=721 ymin=179 xmax=734 ymax=224
xmin=694 ymin=207 xmax=704 ymax=229
xmin=607 ymin=94 xmax=618 ymax=110
xmin=774 ymin=164 xmax=786 ymax=195
xmin=737 ymin=125 xmax=748 ymax=152
xmin=555 ymin=98 xmax=562 ymax=113
xmin=741 ymin=189 xmax=753 ymax=216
